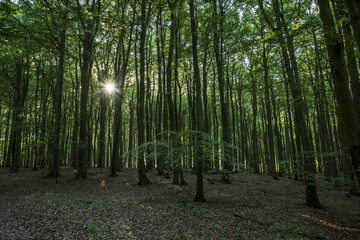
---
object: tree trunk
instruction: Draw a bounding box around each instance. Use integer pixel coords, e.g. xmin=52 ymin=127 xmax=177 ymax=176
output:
xmin=128 ymin=90 xmax=135 ymax=168
xmin=98 ymin=84 xmax=107 ymax=169
xmin=47 ymin=24 xmax=67 ymax=178
xmin=137 ymin=0 xmax=151 ymax=186
xmin=77 ymin=37 xmax=92 ymax=179
xmin=271 ymin=84 xmax=284 ymax=177
xmin=156 ymin=7 xmax=164 ymax=175
xmin=9 ymin=58 xmax=29 ymax=172
xmin=250 ymin=72 xmax=259 ymax=176
xmin=317 ymin=0 xmax=360 ymax=186
xmin=2 ymin=107 xmax=11 ymax=167
xmin=213 ymin=0 xmax=232 ymax=183
xmin=190 ymin=0 xmax=206 ymax=202
xmin=344 ymin=0 xmax=360 ymax=53
xmin=259 ymin=0 xmax=322 ymax=208
xmin=262 ymin=45 xmax=278 ymax=179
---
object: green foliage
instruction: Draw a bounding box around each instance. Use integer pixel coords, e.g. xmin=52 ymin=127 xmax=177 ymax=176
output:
xmin=127 ymin=129 xmax=245 ymax=172
xmin=62 ymin=212 xmax=75 ymax=220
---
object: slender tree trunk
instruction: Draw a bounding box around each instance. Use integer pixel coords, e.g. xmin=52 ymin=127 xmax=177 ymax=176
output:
xmin=165 ymin=0 xmax=184 ymax=185
xmin=213 ymin=0 xmax=232 ymax=183
xmin=146 ymin=33 xmax=153 ymax=171
xmin=32 ymin=63 xmax=41 ymax=170
xmin=260 ymin=95 xmax=269 ymax=173
xmin=271 ymin=84 xmax=284 ymax=177
xmin=212 ymin=67 xmax=220 ymax=171
xmin=98 ymin=83 xmax=107 ymax=169
xmin=250 ymin=72 xmax=259 ymax=176
xmin=75 ymin=0 xmax=101 ymax=179
xmin=128 ymin=90 xmax=135 ymax=168
xmin=47 ymin=24 xmax=67 ymax=179
xmin=262 ymin=45 xmax=278 ymax=179
xmin=87 ymin=83 xmax=95 ymax=169
xmin=77 ymin=36 xmax=92 ymax=179
xmin=284 ymin=78 xmax=297 ymax=179
xmin=190 ymin=0 xmax=206 ymax=202
xmin=156 ymin=7 xmax=164 ymax=175
xmin=39 ymin=72 xmax=49 ymax=169
xmin=2 ymin=107 xmax=11 ymax=167
xmin=229 ymin=67 xmax=238 ymax=172
xmin=137 ymin=0 xmax=151 ymax=186
xmin=110 ymin=39 xmax=123 ymax=176
xmin=70 ymin=57 xmax=80 ymax=169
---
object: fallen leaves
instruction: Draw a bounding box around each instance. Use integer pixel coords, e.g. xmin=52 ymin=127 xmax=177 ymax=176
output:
xmin=0 ymin=167 xmax=359 ymax=240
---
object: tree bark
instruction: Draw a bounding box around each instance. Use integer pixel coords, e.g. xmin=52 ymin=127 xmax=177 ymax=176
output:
xmin=155 ymin=6 xmax=164 ymax=175
xmin=344 ymin=0 xmax=360 ymax=53
xmin=75 ymin=0 xmax=101 ymax=179
xmin=317 ymin=0 xmax=360 ymax=185
xmin=137 ymin=0 xmax=151 ymax=186
xmin=259 ymin=0 xmax=322 ymax=208
xmin=190 ymin=0 xmax=206 ymax=202
xmin=213 ymin=0 xmax=232 ymax=183
xmin=262 ymin=45 xmax=278 ymax=179
xmin=47 ymin=21 xmax=67 ymax=178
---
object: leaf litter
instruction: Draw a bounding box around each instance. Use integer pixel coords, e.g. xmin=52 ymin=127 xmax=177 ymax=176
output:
xmin=0 ymin=167 xmax=359 ymax=239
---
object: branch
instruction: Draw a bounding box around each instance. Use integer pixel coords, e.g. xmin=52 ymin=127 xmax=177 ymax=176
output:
xmin=257 ymin=0 xmax=277 ymax=32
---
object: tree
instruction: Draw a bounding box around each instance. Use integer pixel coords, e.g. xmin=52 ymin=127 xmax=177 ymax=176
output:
xmin=40 ymin=0 xmax=69 ymax=179
xmin=212 ymin=0 xmax=232 ymax=183
xmin=258 ymin=0 xmax=322 ymax=208
xmin=261 ymin=43 xmax=278 ymax=179
xmin=316 ymin=0 xmax=360 ymax=187
xmin=343 ymin=0 xmax=360 ymax=52
xmin=189 ymin=0 xmax=206 ymax=202
xmin=137 ymin=0 xmax=151 ymax=186
xmin=74 ymin=0 xmax=102 ymax=179
xmin=110 ymin=8 xmax=134 ymax=177
xmin=0 ymin=1 xmax=32 ymax=172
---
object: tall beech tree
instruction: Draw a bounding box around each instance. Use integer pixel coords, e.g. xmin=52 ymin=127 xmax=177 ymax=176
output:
xmin=166 ymin=0 xmax=186 ymax=186
xmin=74 ymin=0 xmax=101 ymax=179
xmin=316 ymin=0 xmax=360 ymax=186
xmin=6 ymin=56 xmax=30 ymax=173
xmin=258 ymin=0 xmax=322 ymax=208
xmin=137 ymin=0 xmax=151 ymax=186
xmin=190 ymin=0 xmax=206 ymax=202
xmin=110 ymin=8 xmax=135 ymax=177
xmin=212 ymin=0 xmax=232 ymax=183
xmin=41 ymin=0 xmax=69 ymax=178
xmin=262 ymin=43 xmax=278 ymax=180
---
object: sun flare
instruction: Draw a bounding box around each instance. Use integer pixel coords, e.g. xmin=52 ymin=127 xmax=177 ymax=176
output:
xmin=105 ymin=83 xmax=115 ymax=93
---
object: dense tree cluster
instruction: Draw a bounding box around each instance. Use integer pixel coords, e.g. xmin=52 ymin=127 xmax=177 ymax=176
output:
xmin=0 ymin=0 xmax=359 ymax=207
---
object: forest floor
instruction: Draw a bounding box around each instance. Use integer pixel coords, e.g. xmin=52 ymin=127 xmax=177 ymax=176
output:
xmin=0 ymin=167 xmax=359 ymax=240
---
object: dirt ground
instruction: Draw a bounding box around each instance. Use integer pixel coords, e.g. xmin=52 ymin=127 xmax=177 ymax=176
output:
xmin=0 ymin=167 xmax=359 ymax=240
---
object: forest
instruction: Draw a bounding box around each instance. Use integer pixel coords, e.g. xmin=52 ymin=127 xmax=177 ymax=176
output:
xmin=0 ymin=0 xmax=360 ymax=239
